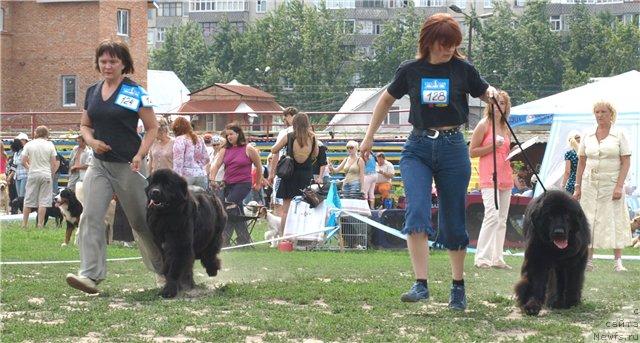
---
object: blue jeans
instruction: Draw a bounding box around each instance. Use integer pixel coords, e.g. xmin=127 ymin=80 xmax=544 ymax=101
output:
xmin=342 ymin=180 xmax=361 ymax=193
xmin=400 ymin=130 xmax=471 ymax=250
xmin=16 ymin=178 xmax=27 ymax=197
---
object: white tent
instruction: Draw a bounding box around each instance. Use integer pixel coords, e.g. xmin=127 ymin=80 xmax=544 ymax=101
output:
xmin=529 ymin=71 xmax=640 ymax=206
xmin=147 ymin=70 xmax=190 ymax=113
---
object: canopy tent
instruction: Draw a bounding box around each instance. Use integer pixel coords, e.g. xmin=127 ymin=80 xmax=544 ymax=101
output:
xmin=147 ymin=70 xmax=190 ymax=113
xmin=509 ymin=70 xmax=640 ymax=127
xmin=531 ymin=71 xmax=640 ymax=210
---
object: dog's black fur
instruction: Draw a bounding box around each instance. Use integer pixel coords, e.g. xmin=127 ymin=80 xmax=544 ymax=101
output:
xmin=55 ymin=188 xmax=83 ymax=245
xmin=11 ymin=196 xmax=63 ymax=227
xmin=515 ymin=190 xmax=590 ymax=316
xmin=146 ymin=169 xmax=227 ymax=298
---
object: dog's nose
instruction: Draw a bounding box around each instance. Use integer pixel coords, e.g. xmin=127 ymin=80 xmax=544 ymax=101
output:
xmin=149 ymin=188 xmax=161 ymax=200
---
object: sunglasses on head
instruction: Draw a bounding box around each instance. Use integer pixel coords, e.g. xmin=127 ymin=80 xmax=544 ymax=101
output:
xmin=347 ymin=146 xmax=355 ymax=150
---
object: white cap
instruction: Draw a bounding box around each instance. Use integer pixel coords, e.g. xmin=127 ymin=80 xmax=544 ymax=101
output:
xmin=15 ymin=133 xmax=29 ymax=141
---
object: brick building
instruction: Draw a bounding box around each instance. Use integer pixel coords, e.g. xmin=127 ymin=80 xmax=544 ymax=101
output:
xmin=0 ymin=0 xmax=152 ymax=116
xmin=179 ymin=81 xmax=282 ymax=133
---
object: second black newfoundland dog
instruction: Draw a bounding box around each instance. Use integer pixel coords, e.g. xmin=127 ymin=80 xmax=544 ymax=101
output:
xmin=146 ymin=169 xmax=227 ymax=298
xmin=515 ymin=190 xmax=590 ymax=316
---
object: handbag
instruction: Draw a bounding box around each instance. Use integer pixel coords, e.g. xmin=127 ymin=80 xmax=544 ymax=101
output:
xmin=276 ymin=133 xmax=295 ymax=179
xmin=302 ymin=183 xmax=325 ymax=208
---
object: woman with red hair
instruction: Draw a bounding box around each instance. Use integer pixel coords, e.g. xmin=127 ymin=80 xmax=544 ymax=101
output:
xmin=171 ymin=116 xmax=209 ymax=189
xmin=360 ymin=13 xmax=498 ymax=310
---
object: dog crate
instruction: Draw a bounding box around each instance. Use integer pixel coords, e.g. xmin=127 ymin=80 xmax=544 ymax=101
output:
xmin=339 ymin=214 xmax=369 ymax=250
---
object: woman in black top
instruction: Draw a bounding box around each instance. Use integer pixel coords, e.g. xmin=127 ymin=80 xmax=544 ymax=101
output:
xmin=360 ymin=13 xmax=497 ymax=311
xmin=65 ymin=40 xmax=163 ymax=295
xmin=268 ymin=113 xmax=319 ymax=237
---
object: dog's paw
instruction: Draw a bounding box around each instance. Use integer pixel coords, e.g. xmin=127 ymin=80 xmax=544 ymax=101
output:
xmin=523 ymin=298 xmax=542 ymax=316
xmin=160 ymin=283 xmax=178 ymax=299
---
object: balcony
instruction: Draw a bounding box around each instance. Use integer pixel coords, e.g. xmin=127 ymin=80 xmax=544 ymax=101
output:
xmin=189 ymin=0 xmax=247 ymax=13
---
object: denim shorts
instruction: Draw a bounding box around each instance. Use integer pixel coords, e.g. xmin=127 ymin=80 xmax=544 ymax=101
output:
xmin=342 ymin=180 xmax=361 ymax=193
xmin=400 ymin=130 xmax=471 ymax=250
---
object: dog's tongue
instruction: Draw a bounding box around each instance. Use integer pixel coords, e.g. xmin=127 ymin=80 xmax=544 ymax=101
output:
xmin=554 ymin=238 xmax=568 ymax=249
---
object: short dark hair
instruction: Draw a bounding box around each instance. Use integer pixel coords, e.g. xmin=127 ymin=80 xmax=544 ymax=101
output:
xmin=94 ymin=39 xmax=135 ymax=74
xmin=283 ymin=107 xmax=298 ymax=117
xmin=376 ymin=152 xmax=385 ymax=159
xmin=224 ymin=122 xmax=247 ymax=148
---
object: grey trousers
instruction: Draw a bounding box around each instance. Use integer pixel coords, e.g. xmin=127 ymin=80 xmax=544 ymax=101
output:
xmin=77 ymin=158 xmax=163 ymax=281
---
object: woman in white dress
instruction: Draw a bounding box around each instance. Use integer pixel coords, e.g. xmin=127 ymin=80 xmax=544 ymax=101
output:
xmin=574 ymin=101 xmax=632 ymax=272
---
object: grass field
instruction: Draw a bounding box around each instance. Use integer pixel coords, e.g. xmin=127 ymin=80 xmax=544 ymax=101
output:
xmin=1 ymin=220 xmax=639 ymax=343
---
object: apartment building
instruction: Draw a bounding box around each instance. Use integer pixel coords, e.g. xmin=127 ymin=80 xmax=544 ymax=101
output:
xmin=146 ymin=0 xmax=640 ymax=62
xmin=0 ymin=0 xmax=152 ymax=113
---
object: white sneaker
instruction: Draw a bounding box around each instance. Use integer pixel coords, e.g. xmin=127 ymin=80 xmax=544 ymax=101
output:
xmin=66 ymin=273 xmax=99 ymax=294
xmin=614 ymin=259 xmax=627 ymax=272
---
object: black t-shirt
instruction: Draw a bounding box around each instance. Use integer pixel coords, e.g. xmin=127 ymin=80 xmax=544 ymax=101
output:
xmin=84 ymin=77 xmax=151 ymax=163
xmin=312 ymin=144 xmax=328 ymax=175
xmin=387 ymin=58 xmax=488 ymax=129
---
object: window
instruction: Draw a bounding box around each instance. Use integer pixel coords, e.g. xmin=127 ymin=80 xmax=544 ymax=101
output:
xmin=343 ymin=19 xmax=355 ymax=34
xmin=206 ymin=115 xmax=215 ymax=131
xmin=157 ymin=27 xmax=166 ymax=42
xmin=230 ymin=21 xmax=246 ymax=33
xmin=373 ymin=21 xmax=382 ymax=35
xmin=358 ymin=20 xmax=373 ymax=34
xmin=281 ymin=77 xmax=294 ymax=91
xmin=147 ymin=8 xmax=154 ymax=20
xmin=202 ymin=22 xmax=217 ymax=36
xmin=484 ymin=0 xmax=493 ymax=8
xmin=190 ymin=0 xmax=247 ymax=12
xmin=117 ymin=9 xmax=129 ymax=36
xmin=62 ymin=76 xmax=77 ymax=107
xmin=147 ymin=29 xmax=154 ymax=44
xmin=416 ymin=0 xmax=444 ymax=6
xmin=314 ymin=0 xmax=355 ymax=9
xmin=384 ymin=106 xmax=400 ymax=125
xmin=515 ymin=0 xmax=526 ymax=6
xmin=454 ymin=0 xmax=465 ymax=8
xmin=0 ymin=8 xmax=4 ymax=31
xmin=256 ymin=0 xmax=267 ymax=13
xmin=158 ymin=3 xmax=182 ymax=16
xmin=361 ymin=0 xmax=384 ymax=8
xmin=549 ymin=15 xmax=562 ymax=31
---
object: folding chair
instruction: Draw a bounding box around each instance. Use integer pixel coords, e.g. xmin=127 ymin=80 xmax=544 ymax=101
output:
xmin=223 ymin=202 xmax=262 ymax=247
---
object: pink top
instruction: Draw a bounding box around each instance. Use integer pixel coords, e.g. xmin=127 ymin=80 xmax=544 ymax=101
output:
xmin=173 ymin=135 xmax=209 ymax=178
xmin=0 ymin=155 xmax=6 ymax=174
xmin=478 ymin=126 xmax=514 ymax=190
xmin=223 ymin=145 xmax=252 ymax=184
xmin=149 ymin=138 xmax=174 ymax=173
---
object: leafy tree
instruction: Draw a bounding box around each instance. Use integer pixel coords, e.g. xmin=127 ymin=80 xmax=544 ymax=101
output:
xmin=477 ymin=0 xmax=563 ymax=104
xmin=358 ymin=4 xmax=422 ymax=87
xmin=149 ymin=21 xmax=211 ymax=92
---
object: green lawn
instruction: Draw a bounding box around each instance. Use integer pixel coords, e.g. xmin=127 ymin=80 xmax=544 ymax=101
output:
xmin=1 ymin=221 xmax=639 ymax=342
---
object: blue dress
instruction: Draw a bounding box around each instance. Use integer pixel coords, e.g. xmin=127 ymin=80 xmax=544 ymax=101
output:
xmin=564 ymin=149 xmax=578 ymax=193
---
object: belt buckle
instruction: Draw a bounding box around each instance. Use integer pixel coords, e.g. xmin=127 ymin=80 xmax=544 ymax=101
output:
xmin=427 ymin=129 xmax=439 ymax=139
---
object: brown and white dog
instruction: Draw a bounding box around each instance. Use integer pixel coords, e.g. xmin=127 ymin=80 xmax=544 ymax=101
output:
xmin=0 ymin=175 xmax=10 ymax=215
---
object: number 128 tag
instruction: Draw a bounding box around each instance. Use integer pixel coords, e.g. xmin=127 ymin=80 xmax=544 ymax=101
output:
xmin=421 ymin=78 xmax=450 ymax=105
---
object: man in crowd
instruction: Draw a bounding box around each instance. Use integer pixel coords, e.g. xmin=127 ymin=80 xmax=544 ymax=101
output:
xmin=375 ymin=152 xmax=395 ymax=206
xmin=21 ymin=126 xmax=57 ymax=228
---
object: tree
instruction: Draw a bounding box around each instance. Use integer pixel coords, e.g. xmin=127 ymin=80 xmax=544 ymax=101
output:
xmin=358 ymin=4 xmax=422 ymax=87
xmin=477 ymin=0 xmax=563 ymax=104
xmin=149 ymin=21 xmax=211 ymax=92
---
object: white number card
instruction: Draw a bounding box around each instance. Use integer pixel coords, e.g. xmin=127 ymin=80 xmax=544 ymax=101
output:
xmin=421 ymin=78 xmax=450 ymax=105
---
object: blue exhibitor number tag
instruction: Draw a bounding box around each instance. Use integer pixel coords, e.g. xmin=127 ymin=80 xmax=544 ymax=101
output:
xmin=421 ymin=78 xmax=449 ymax=105
xmin=115 ymin=85 xmax=140 ymax=111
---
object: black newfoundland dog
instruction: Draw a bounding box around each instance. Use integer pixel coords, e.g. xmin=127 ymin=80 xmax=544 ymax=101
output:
xmin=146 ymin=169 xmax=227 ymax=298
xmin=515 ymin=190 xmax=590 ymax=316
